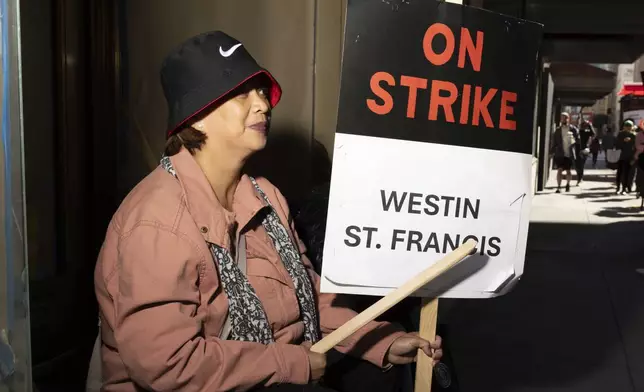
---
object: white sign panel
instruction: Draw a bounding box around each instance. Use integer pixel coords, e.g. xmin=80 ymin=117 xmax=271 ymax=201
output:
xmin=319 ymin=1 xmax=543 ymax=298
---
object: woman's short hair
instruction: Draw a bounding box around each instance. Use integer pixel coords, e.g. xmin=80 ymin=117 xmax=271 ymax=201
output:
xmin=164 ymin=126 xmax=208 ymax=156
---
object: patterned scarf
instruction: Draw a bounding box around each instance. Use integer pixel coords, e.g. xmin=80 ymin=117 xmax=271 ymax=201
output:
xmin=161 ymin=156 xmax=320 ymax=344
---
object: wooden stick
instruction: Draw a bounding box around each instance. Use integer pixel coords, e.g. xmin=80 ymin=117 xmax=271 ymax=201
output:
xmin=415 ymin=298 xmax=439 ymax=391
xmin=311 ymin=239 xmax=477 ymax=354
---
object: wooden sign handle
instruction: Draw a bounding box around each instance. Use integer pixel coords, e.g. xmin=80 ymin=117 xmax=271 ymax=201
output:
xmin=415 ymin=298 xmax=439 ymax=391
xmin=310 ymin=239 xmax=477 ymax=354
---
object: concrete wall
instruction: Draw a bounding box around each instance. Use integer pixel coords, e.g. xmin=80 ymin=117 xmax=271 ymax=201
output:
xmin=613 ymin=63 xmax=635 ymax=129
xmin=313 ymin=0 xmax=346 ymax=158
xmin=634 ymin=55 xmax=644 ymax=83
xmin=537 ymin=68 xmax=555 ymax=191
xmin=591 ymin=95 xmax=610 ymax=115
xmin=531 ymin=65 xmax=542 ymax=194
xmin=121 ymin=0 xmax=324 ymax=200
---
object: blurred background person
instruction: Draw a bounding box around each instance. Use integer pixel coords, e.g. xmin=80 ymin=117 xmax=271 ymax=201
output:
xmin=590 ymin=131 xmax=601 ymax=168
xmin=602 ymin=125 xmax=616 ymax=166
xmin=575 ymin=121 xmax=595 ymax=184
xmin=551 ymin=113 xmax=578 ymax=193
xmin=635 ymin=123 xmax=644 ymax=197
xmin=615 ymin=120 xmax=637 ymax=194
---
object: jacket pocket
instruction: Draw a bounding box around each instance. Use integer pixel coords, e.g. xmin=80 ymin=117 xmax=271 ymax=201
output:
xmin=246 ymin=257 xmax=300 ymax=331
xmin=246 ymin=257 xmax=290 ymax=301
xmin=246 ymin=256 xmax=291 ymax=286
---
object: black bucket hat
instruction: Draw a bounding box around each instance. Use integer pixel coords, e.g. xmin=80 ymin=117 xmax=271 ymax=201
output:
xmin=160 ymin=31 xmax=282 ymax=137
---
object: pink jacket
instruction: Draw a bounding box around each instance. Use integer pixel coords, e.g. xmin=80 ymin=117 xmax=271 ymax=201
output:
xmin=94 ymin=148 xmax=404 ymax=391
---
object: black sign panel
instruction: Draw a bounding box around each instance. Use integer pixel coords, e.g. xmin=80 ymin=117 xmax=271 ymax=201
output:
xmin=337 ymin=0 xmax=544 ymax=155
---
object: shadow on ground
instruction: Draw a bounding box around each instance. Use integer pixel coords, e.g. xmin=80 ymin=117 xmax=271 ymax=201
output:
xmin=596 ymin=206 xmax=644 ymax=218
xmin=587 ymin=186 xmax=618 ymax=191
xmin=589 ymin=197 xmax=636 ymax=203
xmin=580 ymin=173 xmax=618 ymax=184
xmin=445 ymin=220 xmax=644 ymax=392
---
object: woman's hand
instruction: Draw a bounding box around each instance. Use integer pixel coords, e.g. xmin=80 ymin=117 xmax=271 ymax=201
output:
xmin=301 ymin=342 xmax=327 ymax=381
xmin=386 ymin=332 xmax=443 ymax=366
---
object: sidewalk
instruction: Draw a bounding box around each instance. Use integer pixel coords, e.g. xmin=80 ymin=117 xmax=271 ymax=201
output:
xmin=532 ymin=167 xmax=643 ymax=225
xmin=443 ymin=160 xmax=644 ymax=392
xmin=529 ymin=163 xmax=644 ymax=254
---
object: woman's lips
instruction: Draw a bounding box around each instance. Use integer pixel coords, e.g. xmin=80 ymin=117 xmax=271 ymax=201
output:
xmin=248 ymin=122 xmax=267 ymax=133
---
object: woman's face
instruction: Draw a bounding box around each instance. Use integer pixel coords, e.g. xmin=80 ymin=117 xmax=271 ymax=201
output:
xmin=198 ymin=78 xmax=271 ymax=154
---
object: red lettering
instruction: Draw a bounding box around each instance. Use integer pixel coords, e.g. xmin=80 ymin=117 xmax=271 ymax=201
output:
xmin=429 ymin=80 xmax=458 ymax=123
xmin=460 ymin=84 xmax=472 ymax=125
xmin=364 ymin=73 xmax=517 ymax=132
xmin=367 ymin=72 xmax=395 ymax=115
xmin=423 ymin=23 xmax=455 ymax=67
xmin=500 ymin=91 xmax=517 ymax=130
xmin=400 ymin=75 xmax=428 ymax=119
xmin=472 ymin=86 xmax=497 ymax=128
xmin=458 ymin=28 xmax=484 ymax=72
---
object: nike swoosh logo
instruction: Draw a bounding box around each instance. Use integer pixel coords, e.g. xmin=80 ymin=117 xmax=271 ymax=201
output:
xmin=219 ymin=43 xmax=242 ymax=58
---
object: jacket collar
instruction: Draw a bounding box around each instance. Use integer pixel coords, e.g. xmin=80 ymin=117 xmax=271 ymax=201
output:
xmin=169 ymin=148 xmax=269 ymax=248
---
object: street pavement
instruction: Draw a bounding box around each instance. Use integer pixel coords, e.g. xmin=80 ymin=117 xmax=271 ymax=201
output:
xmin=443 ymin=158 xmax=644 ymax=392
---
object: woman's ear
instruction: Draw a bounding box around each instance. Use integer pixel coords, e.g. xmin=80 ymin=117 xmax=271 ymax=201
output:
xmin=194 ymin=121 xmax=205 ymax=131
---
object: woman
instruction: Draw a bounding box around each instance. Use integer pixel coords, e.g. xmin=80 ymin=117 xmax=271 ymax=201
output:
xmin=94 ymin=31 xmax=442 ymax=392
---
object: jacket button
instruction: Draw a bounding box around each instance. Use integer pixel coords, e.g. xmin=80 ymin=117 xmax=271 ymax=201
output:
xmin=200 ymin=226 xmax=209 ymax=234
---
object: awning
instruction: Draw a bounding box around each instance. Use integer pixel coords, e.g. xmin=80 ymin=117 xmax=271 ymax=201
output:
xmin=618 ymin=82 xmax=644 ymax=96
xmin=551 ymin=63 xmax=617 ymax=106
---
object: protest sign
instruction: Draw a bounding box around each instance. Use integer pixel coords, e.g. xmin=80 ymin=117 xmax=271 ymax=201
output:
xmin=320 ymin=0 xmax=543 ymax=298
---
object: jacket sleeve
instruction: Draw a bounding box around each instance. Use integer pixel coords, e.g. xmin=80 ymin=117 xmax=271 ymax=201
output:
xmin=271 ymin=186 xmax=406 ymax=368
xmin=113 ymin=223 xmax=310 ymax=392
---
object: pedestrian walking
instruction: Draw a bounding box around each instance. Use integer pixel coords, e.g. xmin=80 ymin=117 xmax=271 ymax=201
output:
xmin=551 ymin=113 xmax=578 ymax=193
xmin=615 ymin=120 xmax=637 ymax=194
xmin=575 ymin=121 xmax=595 ymax=183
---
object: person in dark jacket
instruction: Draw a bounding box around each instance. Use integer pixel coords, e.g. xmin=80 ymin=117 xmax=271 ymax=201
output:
xmin=615 ymin=120 xmax=637 ymax=194
xmin=575 ymin=121 xmax=595 ymax=181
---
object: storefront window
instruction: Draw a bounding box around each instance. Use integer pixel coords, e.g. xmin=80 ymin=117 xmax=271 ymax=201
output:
xmin=1 ymin=0 xmax=32 ymax=390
